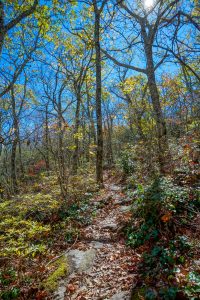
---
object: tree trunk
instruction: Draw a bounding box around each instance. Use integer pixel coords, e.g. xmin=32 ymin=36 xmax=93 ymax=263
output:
xmin=94 ymin=5 xmax=103 ymax=186
xmin=11 ymin=88 xmax=18 ymax=192
xmin=136 ymin=113 xmax=145 ymax=141
xmin=86 ymin=82 xmax=96 ymax=144
xmin=72 ymin=90 xmax=81 ymax=174
xmin=57 ymin=99 xmax=67 ymax=197
xmin=127 ymin=101 xmax=135 ymax=139
xmin=17 ymin=128 xmax=24 ymax=178
xmin=44 ymin=105 xmax=50 ymax=173
xmin=144 ymin=42 xmax=169 ymax=173
xmin=105 ymin=114 xmax=114 ymax=166
xmin=11 ymin=138 xmax=17 ymax=192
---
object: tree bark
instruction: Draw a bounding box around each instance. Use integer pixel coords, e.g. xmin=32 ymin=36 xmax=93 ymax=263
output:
xmin=72 ymin=90 xmax=81 ymax=174
xmin=44 ymin=104 xmax=50 ymax=173
xmin=11 ymin=88 xmax=18 ymax=192
xmin=17 ymin=127 xmax=24 ymax=178
xmin=86 ymin=82 xmax=96 ymax=144
xmin=94 ymin=3 xmax=104 ymax=186
xmin=57 ymin=98 xmax=67 ymax=197
xmin=106 ymin=117 xmax=114 ymax=166
xmin=142 ymin=27 xmax=169 ymax=173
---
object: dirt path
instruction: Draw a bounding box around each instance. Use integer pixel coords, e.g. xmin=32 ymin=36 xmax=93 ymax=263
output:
xmin=55 ymin=178 xmax=141 ymax=300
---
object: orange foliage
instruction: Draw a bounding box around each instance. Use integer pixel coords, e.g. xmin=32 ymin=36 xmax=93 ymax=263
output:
xmin=161 ymin=212 xmax=172 ymax=223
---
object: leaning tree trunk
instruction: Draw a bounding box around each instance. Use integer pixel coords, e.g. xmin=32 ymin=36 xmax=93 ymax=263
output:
xmin=144 ymin=42 xmax=170 ymax=173
xmin=94 ymin=6 xmax=103 ymax=186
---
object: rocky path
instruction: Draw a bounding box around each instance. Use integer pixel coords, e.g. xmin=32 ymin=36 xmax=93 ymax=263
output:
xmin=54 ymin=178 xmax=141 ymax=300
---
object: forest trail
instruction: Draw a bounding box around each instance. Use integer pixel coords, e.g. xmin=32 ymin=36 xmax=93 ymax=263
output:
xmin=54 ymin=174 xmax=140 ymax=300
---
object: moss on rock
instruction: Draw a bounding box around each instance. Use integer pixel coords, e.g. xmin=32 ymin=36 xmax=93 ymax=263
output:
xmin=43 ymin=256 xmax=68 ymax=291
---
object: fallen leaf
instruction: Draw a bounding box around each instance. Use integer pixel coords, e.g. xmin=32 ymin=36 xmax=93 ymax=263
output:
xmin=67 ymin=283 xmax=76 ymax=293
xmin=36 ymin=290 xmax=48 ymax=300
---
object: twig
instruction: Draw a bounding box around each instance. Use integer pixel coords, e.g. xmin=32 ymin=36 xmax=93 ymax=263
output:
xmin=45 ymin=234 xmax=79 ymax=268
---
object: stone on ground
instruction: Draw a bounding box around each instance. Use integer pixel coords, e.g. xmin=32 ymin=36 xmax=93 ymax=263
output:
xmin=119 ymin=205 xmax=132 ymax=212
xmin=101 ymin=222 xmax=119 ymax=230
xmin=67 ymin=249 xmax=96 ymax=272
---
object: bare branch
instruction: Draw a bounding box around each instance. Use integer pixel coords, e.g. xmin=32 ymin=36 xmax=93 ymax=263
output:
xmin=101 ymin=48 xmax=147 ymax=74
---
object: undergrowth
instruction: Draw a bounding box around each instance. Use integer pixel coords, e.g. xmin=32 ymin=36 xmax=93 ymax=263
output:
xmin=126 ymin=176 xmax=200 ymax=300
xmin=0 ymin=170 xmax=98 ymax=299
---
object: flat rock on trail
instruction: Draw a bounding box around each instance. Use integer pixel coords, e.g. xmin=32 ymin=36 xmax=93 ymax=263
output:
xmin=54 ymin=178 xmax=140 ymax=300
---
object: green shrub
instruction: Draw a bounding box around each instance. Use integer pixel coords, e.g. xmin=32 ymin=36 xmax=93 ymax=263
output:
xmin=126 ymin=176 xmax=200 ymax=299
xmin=118 ymin=145 xmax=136 ymax=175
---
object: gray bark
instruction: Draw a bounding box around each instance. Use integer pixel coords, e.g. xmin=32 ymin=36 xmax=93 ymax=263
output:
xmin=94 ymin=1 xmax=104 ymax=185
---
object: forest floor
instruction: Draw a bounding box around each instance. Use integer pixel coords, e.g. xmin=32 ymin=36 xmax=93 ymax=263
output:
xmin=1 ymin=169 xmax=199 ymax=299
xmin=54 ymin=173 xmax=140 ymax=300
xmin=0 ymin=171 xmax=142 ymax=300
